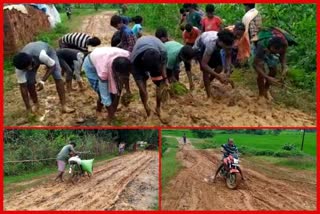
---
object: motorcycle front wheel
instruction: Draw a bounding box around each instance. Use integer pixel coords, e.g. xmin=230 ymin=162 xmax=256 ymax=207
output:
xmin=226 ymin=173 xmax=238 ymax=190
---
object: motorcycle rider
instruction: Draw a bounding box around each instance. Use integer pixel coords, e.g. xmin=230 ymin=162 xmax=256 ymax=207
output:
xmin=212 ymin=138 xmax=244 ymax=182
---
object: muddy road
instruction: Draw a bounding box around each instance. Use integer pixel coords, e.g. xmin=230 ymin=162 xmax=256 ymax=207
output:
xmin=161 ymin=138 xmax=316 ymax=210
xmin=4 ymin=11 xmax=316 ymax=126
xmin=4 ymin=151 xmax=159 ymax=210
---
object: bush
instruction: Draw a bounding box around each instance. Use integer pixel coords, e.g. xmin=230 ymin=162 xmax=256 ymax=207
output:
xmin=273 ymin=150 xmax=304 ymax=158
xmin=192 ymin=130 xmax=214 ymax=138
xmin=282 ymin=143 xmax=296 ymax=151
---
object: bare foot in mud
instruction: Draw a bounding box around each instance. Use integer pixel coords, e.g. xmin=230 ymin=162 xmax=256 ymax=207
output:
xmin=265 ymin=90 xmax=274 ymax=101
xmin=31 ymin=104 xmax=40 ymax=113
xmin=159 ymin=115 xmax=171 ymax=125
xmin=61 ymin=105 xmax=75 ymax=113
xmin=96 ymin=111 xmax=108 ymax=121
xmin=146 ymin=106 xmax=152 ymax=117
xmin=75 ymin=117 xmax=86 ymax=123
xmin=77 ymin=81 xmax=86 ymax=92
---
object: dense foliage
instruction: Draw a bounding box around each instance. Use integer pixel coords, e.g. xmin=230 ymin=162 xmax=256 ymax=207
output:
xmin=126 ymin=4 xmax=316 ymax=92
xmin=4 ymin=130 xmax=158 ymax=176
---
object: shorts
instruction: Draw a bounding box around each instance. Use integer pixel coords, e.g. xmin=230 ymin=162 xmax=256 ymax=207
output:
xmin=59 ymin=58 xmax=73 ymax=81
xmin=132 ymin=53 xmax=162 ymax=82
xmin=197 ymin=49 xmax=222 ymax=69
xmin=264 ymin=53 xmax=280 ymax=69
xmin=166 ymin=68 xmax=180 ymax=78
xmin=82 ymin=56 xmax=112 ymax=106
xmin=57 ymin=160 xmax=66 ymax=172
xmin=24 ymin=51 xmax=62 ymax=85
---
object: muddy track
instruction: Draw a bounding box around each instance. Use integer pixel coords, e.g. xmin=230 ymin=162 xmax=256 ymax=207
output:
xmin=4 ymin=151 xmax=158 ymax=210
xmin=161 ymin=138 xmax=316 ymax=210
xmin=4 ymin=11 xmax=316 ymax=126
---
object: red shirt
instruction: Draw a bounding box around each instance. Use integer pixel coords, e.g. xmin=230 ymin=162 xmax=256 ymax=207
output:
xmin=201 ymin=16 xmax=222 ymax=32
xmin=183 ymin=27 xmax=201 ymax=44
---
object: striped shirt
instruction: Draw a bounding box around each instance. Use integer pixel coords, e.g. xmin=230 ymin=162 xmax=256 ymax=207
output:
xmin=61 ymin=33 xmax=92 ymax=51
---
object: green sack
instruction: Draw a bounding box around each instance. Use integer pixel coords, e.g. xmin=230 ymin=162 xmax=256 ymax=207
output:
xmin=81 ymin=159 xmax=94 ymax=174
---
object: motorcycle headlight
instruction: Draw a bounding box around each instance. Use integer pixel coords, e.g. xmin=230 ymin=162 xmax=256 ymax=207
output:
xmin=233 ymin=159 xmax=239 ymax=164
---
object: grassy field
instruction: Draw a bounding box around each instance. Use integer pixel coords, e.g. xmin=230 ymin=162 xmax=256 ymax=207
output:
xmin=212 ymin=132 xmax=316 ymax=156
xmin=162 ymin=130 xmax=316 ymax=170
xmin=4 ymin=8 xmax=102 ymax=92
xmin=163 ymin=130 xmax=316 ymax=156
xmin=161 ymin=137 xmax=182 ymax=188
xmin=4 ymin=152 xmax=118 ymax=185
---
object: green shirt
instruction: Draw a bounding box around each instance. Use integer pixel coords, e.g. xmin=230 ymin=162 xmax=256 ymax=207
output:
xmin=164 ymin=41 xmax=183 ymax=71
xmin=187 ymin=11 xmax=202 ymax=29
xmin=57 ymin=145 xmax=75 ymax=161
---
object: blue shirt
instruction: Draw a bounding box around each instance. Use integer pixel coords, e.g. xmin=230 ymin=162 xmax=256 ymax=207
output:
xmin=132 ymin=24 xmax=142 ymax=37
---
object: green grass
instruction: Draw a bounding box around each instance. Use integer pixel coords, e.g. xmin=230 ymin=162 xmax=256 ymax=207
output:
xmin=163 ymin=130 xmax=316 ymax=156
xmin=4 ymin=166 xmax=55 ymax=185
xmin=162 ymin=130 xmax=195 ymax=138
xmin=247 ymin=156 xmax=316 ymax=171
xmin=211 ymin=132 xmax=316 ymax=156
xmin=152 ymin=196 xmax=159 ymax=210
xmin=126 ymin=4 xmax=315 ymax=114
xmin=232 ymin=68 xmax=316 ymax=114
xmin=4 ymin=152 xmax=118 ymax=185
xmin=184 ymin=131 xmax=316 ymax=171
xmin=4 ymin=8 xmax=101 ymax=92
xmin=161 ymin=137 xmax=182 ymax=187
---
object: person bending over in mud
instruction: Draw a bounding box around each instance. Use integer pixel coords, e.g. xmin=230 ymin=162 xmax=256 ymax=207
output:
xmin=12 ymin=41 xmax=75 ymax=114
xmin=131 ymin=15 xmax=144 ymax=38
xmin=221 ymin=22 xmax=249 ymax=71
xmin=193 ymin=30 xmax=235 ymax=98
xmin=253 ymin=27 xmax=294 ymax=100
xmin=212 ymin=138 xmax=244 ymax=182
xmin=155 ymin=27 xmax=195 ymax=90
xmin=56 ymin=48 xmax=85 ymax=92
xmin=155 ymin=27 xmax=170 ymax=43
xmin=58 ymin=32 xmax=101 ymax=54
xmin=130 ymin=36 xmax=169 ymax=118
xmin=55 ymin=141 xmax=78 ymax=182
xmin=82 ymin=47 xmax=131 ymax=123
xmin=110 ymin=15 xmax=137 ymax=52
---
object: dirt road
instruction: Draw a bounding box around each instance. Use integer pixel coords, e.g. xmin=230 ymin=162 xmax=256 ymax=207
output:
xmin=4 ymin=11 xmax=316 ymax=126
xmin=4 ymin=151 xmax=159 ymax=210
xmin=161 ymin=138 xmax=316 ymax=210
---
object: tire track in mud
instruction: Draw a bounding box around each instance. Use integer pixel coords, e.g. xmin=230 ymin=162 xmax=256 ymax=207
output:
xmin=161 ymin=138 xmax=316 ymax=210
xmin=4 ymin=11 xmax=315 ymax=127
xmin=4 ymin=151 xmax=158 ymax=210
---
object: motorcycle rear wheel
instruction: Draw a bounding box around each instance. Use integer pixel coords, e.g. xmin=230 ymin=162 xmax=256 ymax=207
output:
xmin=226 ymin=173 xmax=238 ymax=189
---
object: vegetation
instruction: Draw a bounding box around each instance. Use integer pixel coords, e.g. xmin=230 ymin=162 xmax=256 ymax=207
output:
xmin=4 ymin=7 xmax=100 ymax=92
xmin=162 ymin=129 xmax=316 ymax=170
xmin=126 ymin=4 xmax=316 ymax=111
xmin=161 ymin=137 xmax=182 ymax=187
xmin=4 ymin=129 xmax=158 ymax=176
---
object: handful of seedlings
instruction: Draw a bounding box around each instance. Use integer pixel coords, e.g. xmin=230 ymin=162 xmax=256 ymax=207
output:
xmin=159 ymin=83 xmax=170 ymax=103
xmin=169 ymin=82 xmax=189 ymax=97
xmin=121 ymin=92 xmax=134 ymax=107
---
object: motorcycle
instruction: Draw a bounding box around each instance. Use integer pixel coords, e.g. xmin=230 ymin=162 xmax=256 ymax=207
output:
xmin=217 ymin=152 xmax=241 ymax=189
